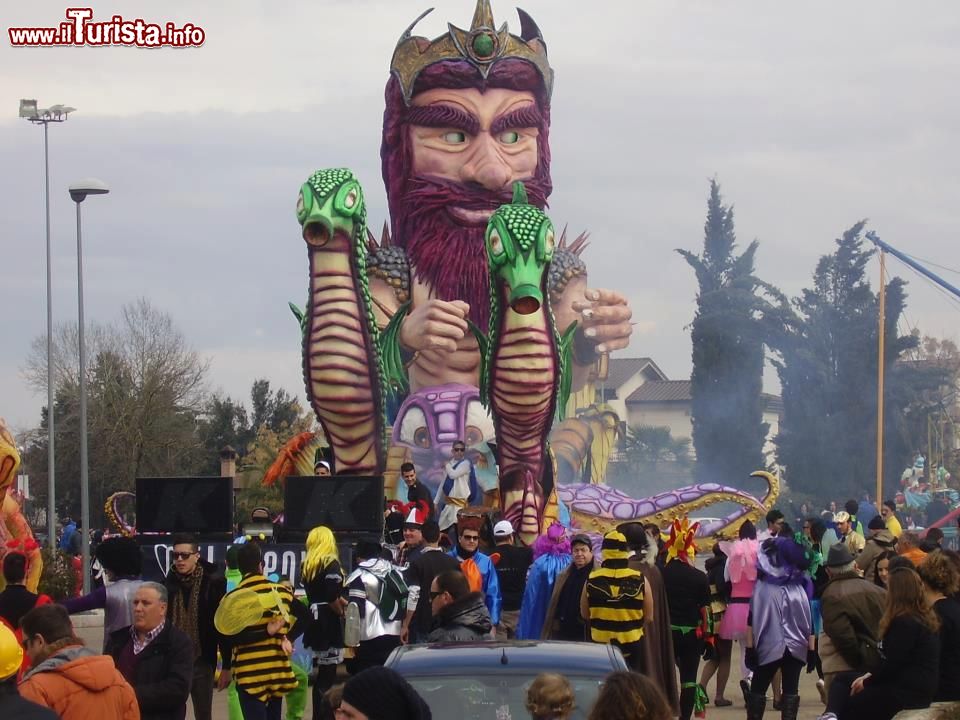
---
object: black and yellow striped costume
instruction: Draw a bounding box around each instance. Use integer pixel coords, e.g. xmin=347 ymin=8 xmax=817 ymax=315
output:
xmin=586 ymin=531 xmax=645 ymax=646
xmin=231 ymin=574 xmax=299 ymax=702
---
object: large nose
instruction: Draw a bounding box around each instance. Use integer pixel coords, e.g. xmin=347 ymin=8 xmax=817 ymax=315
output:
xmin=459 ymin=134 xmax=512 ymax=191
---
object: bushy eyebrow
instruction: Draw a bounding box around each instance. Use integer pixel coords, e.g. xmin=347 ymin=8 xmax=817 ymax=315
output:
xmin=491 ymin=105 xmax=542 ymax=134
xmin=407 ymin=104 xmax=480 ymax=135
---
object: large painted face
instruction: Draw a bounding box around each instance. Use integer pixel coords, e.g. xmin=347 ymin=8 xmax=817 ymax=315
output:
xmin=391 ymin=384 xmax=495 ymax=492
xmin=485 ymin=186 xmax=555 ymax=315
xmin=409 ymin=87 xmax=540 ymax=199
xmin=385 ymin=74 xmax=551 ymax=331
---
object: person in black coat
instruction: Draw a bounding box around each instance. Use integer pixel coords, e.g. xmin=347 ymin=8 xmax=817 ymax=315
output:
xmin=301 ymin=526 xmax=347 ymax=719
xmin=918 ymin=550 xmax=960 ymax=701
xmin=402 ymin=519 xmax=461 ymax=644
xmin=402 ymin=463 xmax=436 ymax=521
xmin=822 ymin=567 xmax=941 ymax=720
xmin=426 ymin=570 xmax=493 ymax=642
xmin=105 ymin=582 xmax=194 ymax=720
xmin=164 ymin=533 xmax=229 ymax=720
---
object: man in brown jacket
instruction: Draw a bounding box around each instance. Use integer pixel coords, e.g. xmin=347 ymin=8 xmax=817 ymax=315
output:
xmin=19 ymin=604 xmax=140 ymax=720
xmin=855 ymin=515 xmax=897 ymax=584
xmin=819 ymin=544 xmax=886 ymax=696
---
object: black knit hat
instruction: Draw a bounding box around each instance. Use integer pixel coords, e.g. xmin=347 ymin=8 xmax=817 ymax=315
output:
xmin=342 ymin=666 xmax=432 ymax=720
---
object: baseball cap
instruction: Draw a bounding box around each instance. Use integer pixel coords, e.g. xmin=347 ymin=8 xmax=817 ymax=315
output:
xmin=493 ymin=520 xmax=514 ymax=537
xmin=571 ymin=533 xmax=592 ymax=549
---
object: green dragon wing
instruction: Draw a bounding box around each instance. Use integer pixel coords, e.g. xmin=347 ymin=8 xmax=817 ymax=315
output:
xmin=288 ymin=301 xmax=306 ymax=335
xmin=465 ymin=318 xmax=490 ymax=408
xmin=378 ymin=301 xmax=411 ymax=399
xmin=556 ymin=320 xmax=578 ymax=421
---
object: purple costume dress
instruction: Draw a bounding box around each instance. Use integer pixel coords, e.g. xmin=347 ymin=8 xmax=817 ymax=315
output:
xmin=751 ymin=580 xmax=812 ymax=665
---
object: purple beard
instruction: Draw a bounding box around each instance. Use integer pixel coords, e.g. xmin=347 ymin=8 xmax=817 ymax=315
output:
xmin=397 ymin=175 xmax=550 ymax=331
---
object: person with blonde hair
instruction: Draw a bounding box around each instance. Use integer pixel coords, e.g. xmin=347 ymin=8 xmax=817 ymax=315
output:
xmin=300 ymin=526 xmax=346 ymax=719
xmin=525 ymin=673 xmax=575 ymax=720
xmin=587 ymin=671 xmax=672 ymax=720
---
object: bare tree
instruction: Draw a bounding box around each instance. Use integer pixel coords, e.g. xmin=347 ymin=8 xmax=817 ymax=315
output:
xmin=21 ymin=298 xmax=211 ymax=522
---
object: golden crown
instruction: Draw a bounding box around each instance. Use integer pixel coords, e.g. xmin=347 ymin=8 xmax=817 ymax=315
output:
xmin=390 ymin=0 xmax=553 ymax=105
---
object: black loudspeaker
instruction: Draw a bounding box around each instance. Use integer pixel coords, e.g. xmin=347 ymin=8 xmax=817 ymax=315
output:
xmin=135 ymin=477 xmax=234 ymax=534
xmin=283 ymin=476 xmax=384 ymax=534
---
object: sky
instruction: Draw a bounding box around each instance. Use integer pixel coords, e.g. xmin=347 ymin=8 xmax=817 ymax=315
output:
xmin=2 ymin=0 xmax=959 ymax=441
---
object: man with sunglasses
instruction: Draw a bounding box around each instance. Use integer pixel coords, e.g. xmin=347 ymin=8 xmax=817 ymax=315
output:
xmin=163 ymin=533 xmax=229 ymax=720
xmin=434 ymin=441 xmax=480 ymax=534
xmin=426 ymin=569 xmax=493 ymax=642
xmin=447 ymin=514 xmax=501 ymax=636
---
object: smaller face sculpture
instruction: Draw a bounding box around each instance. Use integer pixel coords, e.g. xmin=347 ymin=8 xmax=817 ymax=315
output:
xmin=391 ymin=384 xmax=496 ymax=494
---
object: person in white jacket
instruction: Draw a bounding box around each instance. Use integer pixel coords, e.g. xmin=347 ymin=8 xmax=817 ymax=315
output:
xmin=434 ymin=441 xmax=480 ymax=533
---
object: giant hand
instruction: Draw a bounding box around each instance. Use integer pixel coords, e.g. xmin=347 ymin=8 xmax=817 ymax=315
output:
xmin=399 ymin=298 xmax=470 ymax=354
xmin=571 ymin=288 xmax=632 ymax=358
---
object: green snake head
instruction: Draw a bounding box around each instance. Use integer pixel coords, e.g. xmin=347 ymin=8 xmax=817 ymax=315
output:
xmin=296 ymin=168 xmax=365 ymax=245
xmin=485 ymin=182 xmax=555 ymax=315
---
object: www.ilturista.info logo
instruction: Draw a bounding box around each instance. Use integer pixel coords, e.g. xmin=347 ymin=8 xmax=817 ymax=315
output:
xmin=9 ymin=8 xmax=205 ymax=48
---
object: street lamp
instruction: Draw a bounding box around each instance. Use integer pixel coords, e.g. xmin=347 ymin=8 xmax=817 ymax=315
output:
xmin=69 ymin=178 xmax=109 ymax=595
xmin=20 ymin=98 xmax=76 ymax=549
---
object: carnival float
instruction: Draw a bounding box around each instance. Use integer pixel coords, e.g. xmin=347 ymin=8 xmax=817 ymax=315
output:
xmin=0 ymin=418 xmax=42 ymax=592
xmin=262 ymin=0 xmax=779 ymax=547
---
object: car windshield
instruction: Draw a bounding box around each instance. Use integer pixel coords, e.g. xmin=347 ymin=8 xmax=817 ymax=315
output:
xmin=405 ymin=674 xmax=603 ymax=720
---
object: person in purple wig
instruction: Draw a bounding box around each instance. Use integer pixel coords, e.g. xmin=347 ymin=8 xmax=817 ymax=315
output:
xmin=371 ymin=0 xmax=633 ymax=396
xmin=514 ymin=522 xmax=573 ymax=639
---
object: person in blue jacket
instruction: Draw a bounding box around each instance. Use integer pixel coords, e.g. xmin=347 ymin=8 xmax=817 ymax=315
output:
xmin=447 ymin=513 xmax=501 ymax=632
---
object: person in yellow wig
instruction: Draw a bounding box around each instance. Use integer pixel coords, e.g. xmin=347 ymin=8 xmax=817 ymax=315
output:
xmin=300 ymin=526 xmax=346 ymax=717
xmin=580 ymin=530 xmax=652 ymax=671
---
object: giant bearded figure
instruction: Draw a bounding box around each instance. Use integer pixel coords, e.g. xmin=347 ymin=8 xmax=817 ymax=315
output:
xmin=370 ymin=1 xmax=632 ymax=478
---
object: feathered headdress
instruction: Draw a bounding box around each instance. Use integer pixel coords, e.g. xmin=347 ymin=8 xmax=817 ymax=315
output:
xmin=664 ymin=518 xmax=700 ymax=564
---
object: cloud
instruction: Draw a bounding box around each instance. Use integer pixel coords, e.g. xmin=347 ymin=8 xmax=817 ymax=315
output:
xmin=2 ymin=0 xmax=959 ymax=434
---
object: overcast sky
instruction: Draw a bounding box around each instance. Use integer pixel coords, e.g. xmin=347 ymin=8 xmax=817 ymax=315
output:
xmin=3 ymin=0 xmax=959 ymax=439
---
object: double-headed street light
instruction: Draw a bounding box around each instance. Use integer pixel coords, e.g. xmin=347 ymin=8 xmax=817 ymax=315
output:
xmin=69 ymin=178 xmax=109 ymax=595
xmin=20 ymin=98 xmax=76 ymax=549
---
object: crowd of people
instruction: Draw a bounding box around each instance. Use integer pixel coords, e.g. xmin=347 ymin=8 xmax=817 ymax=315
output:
xmin=2 ymin=451 xmax=959 ymax=720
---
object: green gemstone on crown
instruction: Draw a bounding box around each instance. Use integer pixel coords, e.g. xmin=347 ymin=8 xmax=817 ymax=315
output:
xmin=472 ymin=32 xmax=495 ymax=58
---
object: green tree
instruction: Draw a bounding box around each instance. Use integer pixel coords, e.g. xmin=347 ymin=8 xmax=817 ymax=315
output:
xmin=773 ymin=222 xmax=923 ymax=501
xmin=195 ymin=395 xmax=250 ymax=475
xmin=677 ymin=180 xmax=786 ymax=487
xmin=624 ymin=425 xmax=691 ymax=471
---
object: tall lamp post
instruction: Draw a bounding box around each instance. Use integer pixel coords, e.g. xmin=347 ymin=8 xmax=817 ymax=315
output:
xmin=20 ymin=99 xmax=76 ymax=549
xmin=69 ymin=178 xmax=109 ymax=595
